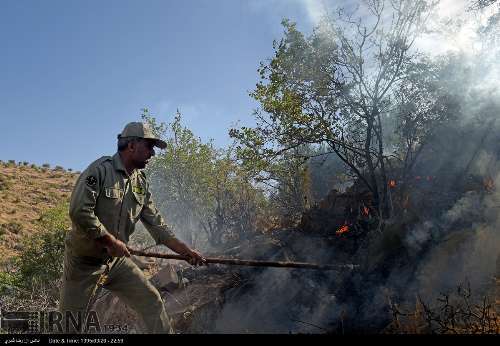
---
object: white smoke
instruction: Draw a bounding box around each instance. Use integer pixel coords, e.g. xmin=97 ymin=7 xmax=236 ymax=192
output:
xmin=404 ymin=221 xmax=434 ymax=254
xmin=416 ymin=0 xmax=499 ymax=56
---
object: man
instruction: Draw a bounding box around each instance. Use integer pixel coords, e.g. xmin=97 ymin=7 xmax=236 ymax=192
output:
xmin=59 ymin=121 xmax=206 ymax=333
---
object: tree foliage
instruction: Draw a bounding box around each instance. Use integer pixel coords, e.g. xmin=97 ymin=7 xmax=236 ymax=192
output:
xmin=230 ymin=0 xmax=446 ymax=219
xmin=142 ymin=109 xmax=269 ymax=250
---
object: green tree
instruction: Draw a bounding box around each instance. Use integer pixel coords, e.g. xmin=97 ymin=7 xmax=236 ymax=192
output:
xmin=142 ymin=110 xmax=269 ymax=249
xmin=389 ymin=58 xmax=459 ymax=194
xmin=230 ymin=0 xmax=437 ymax=220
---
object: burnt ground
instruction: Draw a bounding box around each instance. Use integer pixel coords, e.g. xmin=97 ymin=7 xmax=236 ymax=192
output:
xmin=93 ymin=229 xmax=417 ymax=334
xmin=93 ymin=173 xmax=500 ymax=334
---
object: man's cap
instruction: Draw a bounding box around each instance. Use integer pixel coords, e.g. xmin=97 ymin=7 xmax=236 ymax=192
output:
xmin=118 ymin=122 xmax=167 ymax=149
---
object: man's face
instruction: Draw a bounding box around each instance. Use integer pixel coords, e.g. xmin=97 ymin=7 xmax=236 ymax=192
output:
xmin=130 ymin=139 xmax=156 ymax=169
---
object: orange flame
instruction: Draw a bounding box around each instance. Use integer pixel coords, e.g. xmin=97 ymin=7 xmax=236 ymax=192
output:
xmin=389 ymin=180 xmax=396 ymax=188
xmin=336 ymin=224 xmax=350 ymax=235
xmin=484 ymin=177 xmax=495 ymax=192
xmin=362 ymin=206 xmax=370 ymax=216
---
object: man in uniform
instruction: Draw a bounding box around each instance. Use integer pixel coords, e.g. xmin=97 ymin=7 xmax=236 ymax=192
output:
xmin=59 ymin=121 xmax=206 ymax=333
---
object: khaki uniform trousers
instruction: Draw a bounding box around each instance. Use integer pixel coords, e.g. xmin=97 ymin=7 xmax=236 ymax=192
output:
xmin=58 ymin=248 xmax=173 ymax=334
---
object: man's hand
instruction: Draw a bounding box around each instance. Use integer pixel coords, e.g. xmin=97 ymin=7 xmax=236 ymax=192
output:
xmin=163 ymin=238 xmax=207 ymax=266
xmin=181 ymin=248 xmax=207 ymax=266
xmin=96 ymin=234 xmax=131 ymax=258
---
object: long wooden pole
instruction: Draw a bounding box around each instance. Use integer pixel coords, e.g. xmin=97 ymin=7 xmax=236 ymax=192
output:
xmin=128 ymin=248 xmax=358 ymax=271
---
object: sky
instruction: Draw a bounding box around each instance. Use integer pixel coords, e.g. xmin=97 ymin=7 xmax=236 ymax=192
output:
xmin=0 ymin=0 xmax=318 ymax=171
xmin=0 ymin=0 xmax=491 ymax=171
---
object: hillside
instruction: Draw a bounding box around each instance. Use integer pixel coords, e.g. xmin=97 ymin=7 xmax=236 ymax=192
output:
xmin=0 ymin=162 xmax=77 ymax=263
xmin=0 ymin=158 xmax=498 ymax=334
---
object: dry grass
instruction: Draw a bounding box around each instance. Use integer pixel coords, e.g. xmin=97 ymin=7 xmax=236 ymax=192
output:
xmin=385 ymin=281 xmax=500 ymax=334
xmin=0 ymin=164 xmax=77 ymax=265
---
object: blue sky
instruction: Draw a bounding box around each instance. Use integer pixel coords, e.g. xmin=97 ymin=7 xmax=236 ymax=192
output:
xmin=0 ymin=0 xmax=317 ymax=171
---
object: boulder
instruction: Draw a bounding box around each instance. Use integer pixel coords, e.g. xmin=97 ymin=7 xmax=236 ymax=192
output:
xmin=151 ymin=263 xmax=179 ymax=290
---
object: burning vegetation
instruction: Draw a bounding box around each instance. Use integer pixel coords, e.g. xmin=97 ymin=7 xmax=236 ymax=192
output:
xmin=1 ymin=0 xmax=499 ymax=335
xmin=130 ymin=0 xmax=500 ymax=334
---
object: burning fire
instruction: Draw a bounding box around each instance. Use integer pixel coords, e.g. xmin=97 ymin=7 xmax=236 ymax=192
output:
xmin=362 ymin=206 xmax=370 ymax=216
xmin=483 ymin=177 xmax=495 ymax=192
xmin=389 ymin=180 xmax=396 ymax=188
xmin=336 ymin=224 xmax=350 ymax=235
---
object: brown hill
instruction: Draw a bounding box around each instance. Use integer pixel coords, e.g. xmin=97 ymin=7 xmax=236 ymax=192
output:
xmin=0 ymin=162 xmax=77 ymax=263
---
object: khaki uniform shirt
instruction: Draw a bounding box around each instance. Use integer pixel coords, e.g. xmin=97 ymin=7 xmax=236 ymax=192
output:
xmin=66 ymin=152 xmax=176 ymax=259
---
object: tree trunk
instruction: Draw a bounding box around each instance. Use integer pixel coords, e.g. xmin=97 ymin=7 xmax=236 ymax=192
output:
xmin=365 ymin=117 xmax=381 ymax=213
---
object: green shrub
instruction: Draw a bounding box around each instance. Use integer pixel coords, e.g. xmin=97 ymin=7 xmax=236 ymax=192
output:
xmin=42 ymin=163 xmax=50 ymax=168
xmin=30 ymin=163 xmax=37 ymax=169
xmin=0 ymin=204 xmax=70 ymax=306
xmin=0 ymin=271 xmax=20 ymax=295
xmin=16 ymin=203 xmax=70 ymax=291
xmin=8 ymin=160 xmax=16 ymax=166
xmin=54 ymin=165 xmax=64 ymax=171
xmin=22 ymin=161 xmax=29 ymax=166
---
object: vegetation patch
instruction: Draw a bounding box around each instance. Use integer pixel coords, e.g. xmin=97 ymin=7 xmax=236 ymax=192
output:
xmin=2 ymin=222 xmax=23 ymax=234
xmin=0 ymin=174 xmax=12 ymax=191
